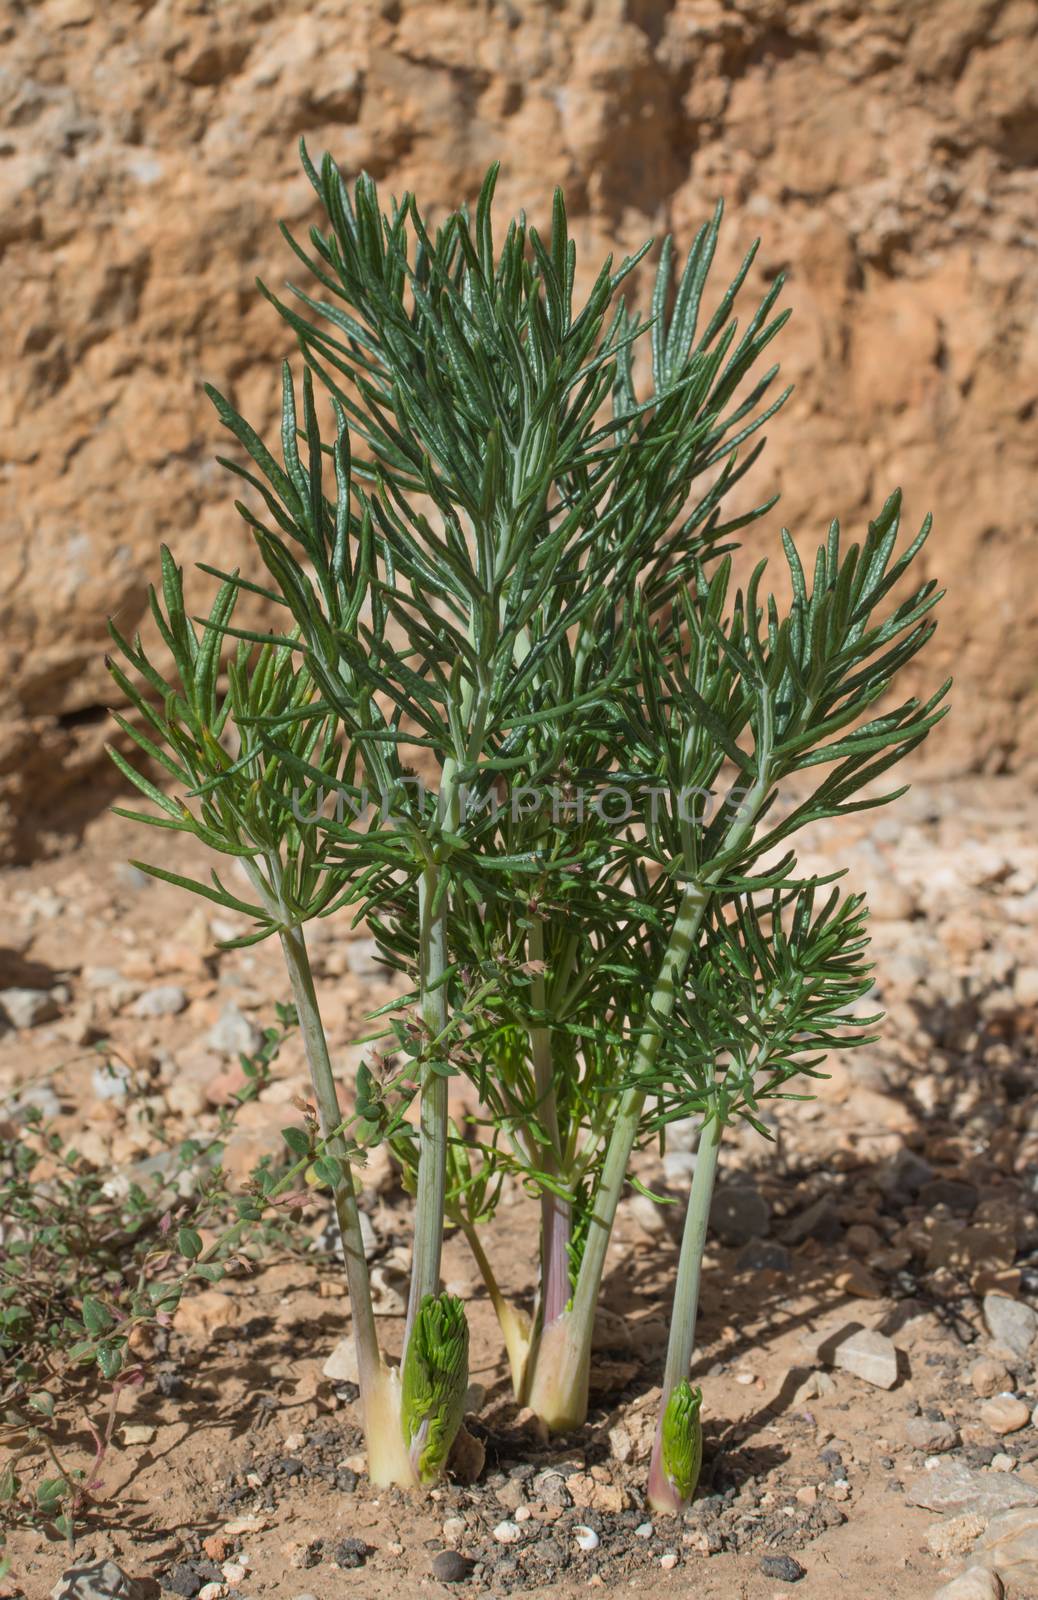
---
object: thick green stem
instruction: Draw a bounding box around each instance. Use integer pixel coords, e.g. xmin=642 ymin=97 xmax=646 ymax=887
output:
xmin=523 ymin=752 xmax=773 ymax=1431
xmin=404 ymin=864 xmax=450 ymax=1347
xmin=528 ymin=916 xmax=571 ymax=1332
xmin=276 ymin=923 xmax=418 ymax=1482
xmin=647 ymin=1113 xmax=722 ymax=1511
xmin=524 ymin=882 xmax=710 ymax=1428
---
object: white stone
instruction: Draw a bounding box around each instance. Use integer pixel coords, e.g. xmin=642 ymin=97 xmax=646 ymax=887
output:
xmin=322 ymin=1338 xmax=359 ymax=1384
xmin=931 ymin=1570 xmax=1003 ymax=1600
xmin=0 ymin=987 xmax=60 ymax=1028
xmin=574 ymin=1526 xmax=599 ymax=1551
xmin=206 ymin=1002 xmax=262 ymax=1057
xmin=832 ymin=1328 xmax=899 ymax=1388
xmin=983 ymin=1294 xmax=1038 ymax=1358
xmin=493 ymin=1520 xmax=521 ymax=1544
xmin=130 ymin=985 xmax=188 ymax=1018
xmin=92 ymin=1062 xmax=131 ymax=1101
xmin=119 ymin=1424 xmax=155 ymax=1446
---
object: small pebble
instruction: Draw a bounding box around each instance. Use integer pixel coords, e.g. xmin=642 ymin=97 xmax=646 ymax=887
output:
xmin=574 ymin=1526 xmax=600 ymax=1551
xmin=660 ymin=1551 xmax=679 ymax=1570
xmin=431 ymin=1549 xmax=473 ymax=1584
xmin=970 ymin=1359 xmax=1012 ymax=1399
xmin=441 ymin=1516 xmax=467 ymax=1546
xmin=760 ymin=1554 xmax=806 ymax=1582
xmin=130 ymin=984 xmax=188 ymax=1018
xmin=979 ymin=1394 xmax=1031 ymax=1434
xmin=514 ymin=1505 xmax=532 ymax=1522
xmin=493 ymin=1521 xmax=521 ymax=1544
xmin=635 ymin=1521 xmax=653 ymax=1538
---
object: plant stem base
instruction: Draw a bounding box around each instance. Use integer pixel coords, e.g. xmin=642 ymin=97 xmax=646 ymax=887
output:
xmin=363 ymin=1366 xmax=418 ymax=1489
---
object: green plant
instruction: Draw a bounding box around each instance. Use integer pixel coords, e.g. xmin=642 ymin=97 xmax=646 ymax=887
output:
xmin=0 ymin=1015 xmax=316 ymax=1571
xmin=106 ymin=149 xmax=946 ymax=1498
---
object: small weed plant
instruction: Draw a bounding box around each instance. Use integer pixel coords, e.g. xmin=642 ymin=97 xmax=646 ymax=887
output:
xmin=106 ymin=151 xmax=946 ymax=1507
xmin=0 ymin=1016 xmax=316 ymax=1571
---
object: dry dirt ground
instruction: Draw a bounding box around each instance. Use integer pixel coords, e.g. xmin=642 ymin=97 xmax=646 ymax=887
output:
xmin=2 ymin=775 xmax=1037 ymax=1600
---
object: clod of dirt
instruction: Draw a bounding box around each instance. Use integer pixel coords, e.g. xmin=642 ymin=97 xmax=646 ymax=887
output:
xmin=161 ymin=1563 xmax=221 ymax=1598
xmin=331 ymin=1537 xmax=369 ymax=1569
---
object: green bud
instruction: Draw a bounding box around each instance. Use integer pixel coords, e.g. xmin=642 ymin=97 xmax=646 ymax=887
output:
xmin=401 ymin=1293 xmax=469 ymax=1485
xmin=661 ymin=1380 xmax=703 ymax=1503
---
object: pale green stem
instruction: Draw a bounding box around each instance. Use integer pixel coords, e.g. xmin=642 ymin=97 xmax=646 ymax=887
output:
xmin=523 ymin=753 xmax=774 ymax=1429
xmin=528 ymin=916 xmax=571 ymax=1334
xmin=524 ymin=880 xmax=709 ymax=1428
xmin=404 ymin=863 xmax=450 ymax=1347
xmin=646 ymin=1113 xmax=722 ymax=1511
xmin=278 ymin=923 xmax=381 ymax=1394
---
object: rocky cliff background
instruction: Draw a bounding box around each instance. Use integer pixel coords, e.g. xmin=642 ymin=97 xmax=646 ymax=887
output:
xmin=2 ymin=0 xmax=1036 ymax=862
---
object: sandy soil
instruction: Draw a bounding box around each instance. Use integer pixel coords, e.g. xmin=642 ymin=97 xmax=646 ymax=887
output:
xmin=2 ymin=776 xmax=1037 ymax=1600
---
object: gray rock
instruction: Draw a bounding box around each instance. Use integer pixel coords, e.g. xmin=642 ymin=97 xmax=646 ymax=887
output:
xmin=0 ymin=986 xmax=60 ymax=1028
xmin=206 ymin=1001 xmax=263 ymax=1057
xmin=736 ymin=1239 xmax=791 ymax=1274
xmin=984 ymin=1294 xmax=1038 ymax=1358
xmin=760 ymin=1554 xmax=805 ymax=1582
xmin=876 ymin=1147 xmax=934 ymax=1199
xmin=783 ymin=1195 xmax=842 ymax=1244
xmin=832 ymin=1328 xmax=899 ymax=1389
xmin=920 ymin=1178 xmax=979 ymax=1214
xmin=345 ymin=937 xmax=387 ymax=976
xmin=973 ymin=1506 xmax=1038 ymax=1586
xmin=932 ymin=1572 xmax=1004 ymax=1600
xmin=116 ymin=863 xmax=152 ymax=891
xmin=91 ymin=1062 xmax=131 ymax=1101
xmin=905 ymin=1459 xmax=1038 ymax=1517
xmin=662 ymin=1150 xmax=697 ymax=1184
xmin=532 ymin=1468 xmax=573 ymax=1508
xmin=83 ymin=968 xmax=141 ymax=1010
xmin=7 ymin=1081 xmax=62 ymax=1121
xmin=50 ymin=1560 xmax=146 ymax=1600
xmin=906 ymin=1416 xmax=959 ymax=1453
xmin=665 ymin=1116 xmax=702 ymax=1153
xmin=130 ymin=984 xmax=188 ymax=1019
xmin=710 ymin=1184 xmax=771 ymax=1246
